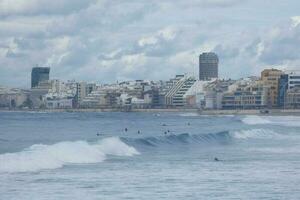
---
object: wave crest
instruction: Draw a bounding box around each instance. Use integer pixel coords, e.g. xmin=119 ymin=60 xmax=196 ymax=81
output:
xmin=230 ymin=129 xmax=281 ymax=139
xmin=0 ymin=137 xmax=139 ymax=173
xmin=121 ymin=131 xmax=232 ymax=147
xmin=241 ymin=115 xmax=300 ymax=127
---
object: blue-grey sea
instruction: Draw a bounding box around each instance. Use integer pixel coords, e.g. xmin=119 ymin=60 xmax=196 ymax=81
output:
xmin=1 ymin=111 xmax=300 ymax=200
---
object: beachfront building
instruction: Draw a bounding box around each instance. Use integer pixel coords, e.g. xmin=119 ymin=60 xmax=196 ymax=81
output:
xmin=43 ymin=80 xmax=77 ymax=109
xmin=261 ymin=69 xmax=283 ymax=107
xmin=45 ymin=98 xmax=73 ymax=109
xmin=165 ymin=75 xmax=196 ymax=107
xmin=278 ymin=74 xmax=289 ymax=108
xmin=184 ymin=79 xmax=236 ymax=109
xmin=29 ymin=80 xmax=51 ymax=109
xmin=75 ymin=82 xmax=87 ymax=106
xmin=222 ymin=78 xmax=268 ymax=109
xmin=0 ymin=87 xmax=29 ymax=109
xmin=287 ymin=71 xmax=300 ymax=89
xmin=285 ymin=87 xmax=300 ymax=108
xmin=277 ymin=71 xmax=300 ymax=108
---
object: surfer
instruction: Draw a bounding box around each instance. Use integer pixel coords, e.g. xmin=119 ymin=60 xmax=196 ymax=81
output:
xmin=214 ymin=157 xmax=220 ymax=162
xmin=125 ymin=128 xmax=128 ymax=132
xmin=96 ymin=132 xmax=100 ymax=136
xmin=138 ymin=130 xmax=141 ymax=134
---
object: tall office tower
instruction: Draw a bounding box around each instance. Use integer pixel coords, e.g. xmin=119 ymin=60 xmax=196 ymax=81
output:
xmin=31 ymin=67 xmax=50 ymax=88
xmin=199 ymin=52 xmax=219 ymax=81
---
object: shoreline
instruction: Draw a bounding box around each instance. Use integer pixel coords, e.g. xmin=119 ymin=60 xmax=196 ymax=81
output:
xmin=1 ymin=108 xmax=300 ymax=116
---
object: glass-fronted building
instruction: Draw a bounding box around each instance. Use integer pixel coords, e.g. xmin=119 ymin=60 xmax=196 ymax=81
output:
xmin=199 ymin=52 xmax=218 ymax=81
xmin=31 ymin=67 xmax=50 ymax=88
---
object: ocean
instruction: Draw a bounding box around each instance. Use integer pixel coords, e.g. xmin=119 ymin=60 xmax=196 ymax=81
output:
xmin=0 ymin=111 xmax=300 ymax=199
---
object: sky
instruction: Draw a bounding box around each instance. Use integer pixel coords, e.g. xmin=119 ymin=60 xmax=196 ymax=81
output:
xmin=0 ymin=0 xmax=300 ymax=88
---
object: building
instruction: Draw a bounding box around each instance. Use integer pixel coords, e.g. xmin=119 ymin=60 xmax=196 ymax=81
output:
xmin=45 ymin=98 xmax=73 ymax=109
xmin=222 ymin=79 xmax=268 ymax=109
xmin=278 ymin=74 xmax=289 ymax=108
xmin=81 ymin=89 xmax=120 ymax=108
xmin=287 ymin=71 xmax=300 ymax=89
xmin=199 ymin=52 xmax=218 ymax=81
xmin=31 ymin=67 xmax=50 ymax=88
xmin=75 ymin=82 xmax=87 ymax=107
xmin=0 ymin=87 xmax=29 ymax=109
xmin=184 ymin=79 xmax=235 ymax=109
xmin=277 ymin=71 xmax=300 ymax=108
xmin=260 ymin=69 xmax=283 ymax=107
xmin=285 ymin=87 xmax=300 ymax=108
xmin=165 ymin=75 xmax=196 ymax=107
xmin=29 ymin=81 xmax=51 ymax=108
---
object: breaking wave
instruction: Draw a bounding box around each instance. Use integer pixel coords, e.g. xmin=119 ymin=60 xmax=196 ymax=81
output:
xmin=0 ymin=137 xmax=139 ymax=173
xmin=241 ymin=115 xmax=300 ymax=127
xmin=230 ymin=129 xmax=282 ymax=139
xmin=122 ymin=128 xmax=290 ymax=149
xmin=0 ymin=128 xmax=291 ymax=173
xmin=121 ymin=131 xmax=232 ymax=147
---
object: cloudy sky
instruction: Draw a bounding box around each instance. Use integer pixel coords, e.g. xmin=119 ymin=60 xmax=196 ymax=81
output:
xmin=0 ymin=0 xmax=300 ymax=87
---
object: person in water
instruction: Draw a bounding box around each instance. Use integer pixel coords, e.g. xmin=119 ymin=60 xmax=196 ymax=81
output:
xmin=125 ymin=128 xmax=128 ymax=132
xmin=138 ymin=130 xmax=141 ymax=134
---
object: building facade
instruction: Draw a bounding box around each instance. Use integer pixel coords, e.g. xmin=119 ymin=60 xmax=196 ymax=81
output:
xmin=278 ymin=74 xmax=289 ymax=108
xmin=165 ymin=76 xmax=196 ymax=107
xmin=222 ymin=80 xmax=268 ymax=109
xmin=31 ymin=67 xmax=50 ymax=88
xmin=76 ymin=82 xmax=87 ymax=107
xmin=285 ymin=88 xmax=300 ymax=108
xmin=199 ymin=52 xmax=218 ymax=81
xmin=287 ymin=71 xmax=300 ymax=89
xmin=260 ymin=69 xmax=283 ymax=107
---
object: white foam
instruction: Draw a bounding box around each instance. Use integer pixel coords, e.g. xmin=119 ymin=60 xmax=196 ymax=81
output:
xmin=241 ymin=115 xmax=300 ymax=127
xmin=179 ymin=113 xmax=199 ymax=117
xmin=96 ymin=137 xmax=140 ymax=156
xmin=241 ymin=115 xmax=272 ymax=125
xmin=0 ymin=137 xmax=139 ymax=173
xmin=231 ymin=129 xmax=281 ymax=139
xmin=249 ymin=147 xmax=300 ymax=154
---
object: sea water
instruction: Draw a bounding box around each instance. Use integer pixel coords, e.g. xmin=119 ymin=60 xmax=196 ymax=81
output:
xmin=0 ymin=112 xmax=300 ymax=199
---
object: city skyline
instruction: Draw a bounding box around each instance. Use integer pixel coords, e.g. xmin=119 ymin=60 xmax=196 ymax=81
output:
xmin=0 ymin=1 xmax=300 ymax=88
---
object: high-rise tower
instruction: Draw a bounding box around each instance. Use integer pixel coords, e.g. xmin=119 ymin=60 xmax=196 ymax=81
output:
xmin=31 ymin=67 xmax=50 ymax=88
xmin=199 ymin=52 xmax=218 ymax=81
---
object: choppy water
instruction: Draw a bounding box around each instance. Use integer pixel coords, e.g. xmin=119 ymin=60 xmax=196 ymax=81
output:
xmin=1 ymin=112 xmax=300 ymax=199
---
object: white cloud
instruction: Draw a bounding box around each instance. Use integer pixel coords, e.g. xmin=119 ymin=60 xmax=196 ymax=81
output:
xmin=291 ymin=16 xmax=300 ymax=28
xmin=138 ymin=27 xmax=177 ymax=47
xmin=1 ymin=0 xmax=300 ymax=87
xmin=0 ymin=0 xmax=96 ymax=16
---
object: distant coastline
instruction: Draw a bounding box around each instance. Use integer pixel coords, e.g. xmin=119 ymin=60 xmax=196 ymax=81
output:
xmin=1 ymin=108 xmax=300 ymax=116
